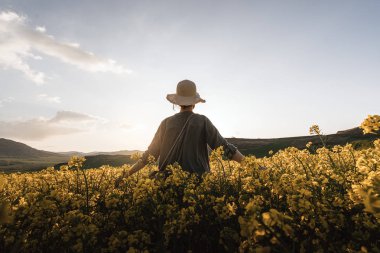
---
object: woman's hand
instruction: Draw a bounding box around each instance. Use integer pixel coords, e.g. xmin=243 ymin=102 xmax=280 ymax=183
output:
xmin=114 ymin=159 xmax=145 ymax=187
xmin=232 ymin=150 xmax=245 ymax=163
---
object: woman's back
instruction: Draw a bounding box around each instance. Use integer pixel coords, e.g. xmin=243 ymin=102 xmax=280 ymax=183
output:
xmin=119 ymin=80 xmax=244 ymax=180
xmin=142 ymin=110 xmax=237 ymax=174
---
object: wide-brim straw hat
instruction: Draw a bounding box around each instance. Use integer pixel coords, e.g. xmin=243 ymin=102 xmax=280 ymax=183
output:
xmin=166 ymin=80 xmax=206 ymax=106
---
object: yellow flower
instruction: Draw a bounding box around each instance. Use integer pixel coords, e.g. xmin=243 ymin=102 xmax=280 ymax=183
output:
xmin=309 ymin=124 xmax=321 ymax=135
xmin=360 ymin=114 xmax=380 ymax=134
xmin=68 ymin=156 xmax=86 ymax=169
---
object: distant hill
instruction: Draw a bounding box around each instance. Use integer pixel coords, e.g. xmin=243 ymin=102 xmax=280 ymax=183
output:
xmin=1 ymin=126 xmax=378 ymax=173
xmin=226 ymin=127 xmax=379 ymax=158
xmin=0 ymin=138 xmax=62 ymax=158
xmin=57 ymin=150 xmax=142 ymax=156
xmin=0 ymin=138 xmax=69 ymax=173
xmin=54 ymin=154 xmax=134 ymax=170
xmin=57 ymin=151 xmax=86 ymax=157
xmin=0 ymin=138 xmax=139 ymax=173
xmin=86 ymin=150 xmax=142 ymax=156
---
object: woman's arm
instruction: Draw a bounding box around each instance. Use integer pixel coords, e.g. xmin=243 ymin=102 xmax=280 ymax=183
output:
xmin=114 ymin=120 xmax=165 ymax=186
xmin=232 ymin=150 xmax=245 ymax=163
xmin=205 ymin=116 xmax=245 ymax=163
xmin=114 ymin=159 xmax=145 ymax=187
xmin=126 ymin=159 xmax=145 ymax=176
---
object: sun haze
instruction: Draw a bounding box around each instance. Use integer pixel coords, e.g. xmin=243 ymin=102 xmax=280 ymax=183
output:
xmin=0 ymin=0 xmax=379 ymax=152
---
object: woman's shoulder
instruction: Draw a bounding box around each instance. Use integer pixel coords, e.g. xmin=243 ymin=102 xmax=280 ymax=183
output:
xmin=193 ymin=113 xmax=208 ymax=121
xmin=190 ymin=113 xmax=211 ymax=127
xmin=192 ymin=113 xmax=211 ymax=122
xmin=164 ymin=112 xmax=209 ymax=123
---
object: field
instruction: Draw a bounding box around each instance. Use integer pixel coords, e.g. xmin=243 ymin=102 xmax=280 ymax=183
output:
xmin=0 ymin=156 xmax=70 ymax=173
xmin=0 ymin=138 xmax=138 ymax=173
xmin=1 ymin=127 xmax=377 ymax=173
xmin=0 ymin=117 xmax=379 ymax=253
xmin=0 ymin=155 xmax=134 ymax=174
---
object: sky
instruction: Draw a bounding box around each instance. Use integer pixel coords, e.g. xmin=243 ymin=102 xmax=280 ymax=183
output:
xmin=0 ymin=0 xmax=379 ymax=152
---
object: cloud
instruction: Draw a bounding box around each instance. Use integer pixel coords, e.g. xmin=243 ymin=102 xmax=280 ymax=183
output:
xmin=37 ymin=94 xmax=61 ymax=103
xmin=0 ymin=96 xmax=15 ymax=107
xmin=118 ymin=122 xmax=144 ymax=132
xmin=0 ymin=11 xmax=131 ymax=84
xmin=0 ymin=119 xmax=80 ymax=140
xmin=120 ymin=123 xmax=133 ymax=129
xmin=0 ymin=110 xmax=105 ymax=140
xmin=35 ymin=26 xmax=46 ymax=33
xmin=49 ymin=110 xmax=100 ymax=123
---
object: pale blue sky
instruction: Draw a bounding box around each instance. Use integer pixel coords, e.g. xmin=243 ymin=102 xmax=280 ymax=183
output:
xmin=0 ymin=0 xmax=379 ymax=152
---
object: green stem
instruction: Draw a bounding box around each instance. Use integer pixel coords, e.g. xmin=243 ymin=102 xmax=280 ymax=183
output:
xmin=81 ymin=169 xmax=89 ymax=215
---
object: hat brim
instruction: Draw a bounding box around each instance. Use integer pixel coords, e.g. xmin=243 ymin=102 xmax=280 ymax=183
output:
xmin=166 ymin=93 xmax=206 ymax=106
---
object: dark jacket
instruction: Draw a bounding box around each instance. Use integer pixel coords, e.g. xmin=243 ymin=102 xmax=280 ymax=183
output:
xmin=141 ymin=111 xmax=237 ymax=174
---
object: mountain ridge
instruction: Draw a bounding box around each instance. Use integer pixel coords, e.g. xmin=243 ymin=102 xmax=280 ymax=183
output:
xmin=0 ymin=139 xmax=141 ymax=173
xmin=57 ymin=150 xmax=143 ymax=156
xmin=1 ymin=126 xmax=378 ymax=172
xmin=0 ymin=138 xmax=142 ymax=158
xmin=226 ymin=127 xmax=378 ymax=157
xmin=0 ymin=138 xmax=63 ymax=158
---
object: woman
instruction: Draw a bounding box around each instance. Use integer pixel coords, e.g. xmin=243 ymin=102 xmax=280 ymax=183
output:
xmin=121 ymin=79 xmax=244 ymax=178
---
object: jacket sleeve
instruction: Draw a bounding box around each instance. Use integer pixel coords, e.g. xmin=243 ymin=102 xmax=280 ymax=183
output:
xmin=204 ymin=116 xmax=237 ymax=159
xmin=141 ymin=120 xmax=165 ymax=164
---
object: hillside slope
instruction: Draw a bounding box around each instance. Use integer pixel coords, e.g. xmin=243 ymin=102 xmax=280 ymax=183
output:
xmin=1 ymin=127 xmax=378 ymax=172
xmin=58 ymin=150 xmax=142 ymax=156
xmin=0 ymin=139 xmax=136 ymax=173
xmin=0 ymin=138 xmax=68 ymax=172
xmin=0 ymin=138 xmax=61 ymax=158
xmin=227 ymin=127 xmax=379 ymax=157
xmin=54 ymin=154 xmax=134 ymax=170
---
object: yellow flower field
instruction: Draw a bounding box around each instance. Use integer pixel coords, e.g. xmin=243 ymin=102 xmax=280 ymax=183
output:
xmin=0 ymin=118 xmax=379 ymax=253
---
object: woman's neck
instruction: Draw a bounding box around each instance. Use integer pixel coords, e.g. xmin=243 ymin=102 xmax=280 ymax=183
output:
xmin=180 ymin=105 xmax=194 ymax=112
xmin=180 ymin=108 xmax=193 ymax=112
